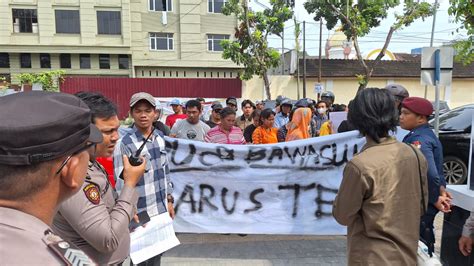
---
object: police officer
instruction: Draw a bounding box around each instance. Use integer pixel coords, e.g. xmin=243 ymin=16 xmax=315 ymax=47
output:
xmin=399 ymin=96 xmax=452 ymax=256
xmin=320 ymin=91 xmax=335 ymax=110
xmin=0 ymin=91 xmax=102 ymax=265
xmin=52 ymin=92 xmax=146 ymax=265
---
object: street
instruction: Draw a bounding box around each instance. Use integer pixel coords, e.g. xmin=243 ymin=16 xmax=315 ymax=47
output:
xmin=163 ymin=234 xmax=347 ymax=266
xmin=158 ymin=213 xmax=445 ymax=265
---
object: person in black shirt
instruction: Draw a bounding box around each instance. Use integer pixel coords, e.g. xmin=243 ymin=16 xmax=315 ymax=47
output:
xmin=206 ymin=102 xmax=223 ymax=128
xmin=243 ymin=109 xmax=261 ymax=143
xmin=152 ymin=100 xmax=170 ymax=136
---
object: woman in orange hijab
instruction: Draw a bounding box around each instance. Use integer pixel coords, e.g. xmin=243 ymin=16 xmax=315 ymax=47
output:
xmin=285 ymin=107 xmax=312 ymax=141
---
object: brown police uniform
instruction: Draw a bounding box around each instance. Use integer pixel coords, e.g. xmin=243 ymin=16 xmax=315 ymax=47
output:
xmin=0 ymin=92 xmax=103 ymax=265
xmin=0 ymin=207 xmax=95 ymax=265
xmin=53 ymin=160 xmax=138 ymax=265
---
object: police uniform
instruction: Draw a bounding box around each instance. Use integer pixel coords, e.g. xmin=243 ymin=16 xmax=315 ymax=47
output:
xmin=401 ymin=97 xmax=446 ymax=256
xmin=53 ymin=160 xmax=138 ymax=265
xmin=0 ymin=91 xmax=102 ymax=265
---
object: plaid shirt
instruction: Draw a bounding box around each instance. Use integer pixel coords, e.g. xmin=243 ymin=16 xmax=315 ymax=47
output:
xmin=113 ymin=126 xmax=171 ymax=218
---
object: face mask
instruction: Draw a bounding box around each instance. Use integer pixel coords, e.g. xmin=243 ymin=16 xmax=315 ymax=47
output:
xmin=317 ymin=108 xmax=327 ymax=115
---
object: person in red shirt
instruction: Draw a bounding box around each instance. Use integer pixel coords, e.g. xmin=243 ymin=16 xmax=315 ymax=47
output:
xmin=165 ymin=98 xmax=187 ymax=128
xmin=205 ymin=107 xmax=245 ymax=145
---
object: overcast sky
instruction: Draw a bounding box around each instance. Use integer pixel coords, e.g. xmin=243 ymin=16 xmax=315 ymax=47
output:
xmin=256 ymin=0 xmax=468 ymax=56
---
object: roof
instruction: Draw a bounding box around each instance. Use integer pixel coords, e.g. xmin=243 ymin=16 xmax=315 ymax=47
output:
xmin=297 ymin=55 xmax=474 ymax=78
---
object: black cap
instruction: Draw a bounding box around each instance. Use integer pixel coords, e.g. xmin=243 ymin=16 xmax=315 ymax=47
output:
xmin=295 ymin=98 xmax=312 ymax=108
xmin=211 ymin=102 xmax=223 ymax=110
xmin=0 ymin=91 xmax=103 ymax=165
xmin=281 ymin=98 xmax=292 ymax=106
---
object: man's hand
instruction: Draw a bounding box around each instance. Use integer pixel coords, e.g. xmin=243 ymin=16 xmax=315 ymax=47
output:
xmin=440 ymin=186 xmax=453 ymax=200
xmin=122 ymin=155 xmax=146 ymax=187
xmin=434 ymin=195 xmax=452 ymax=213
xmin=168 ymin=202 xmax=175 ymax=219
xmin=459 ymin=236 xmax=473 ymax=256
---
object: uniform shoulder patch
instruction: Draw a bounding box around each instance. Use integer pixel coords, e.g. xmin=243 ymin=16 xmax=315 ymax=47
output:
xmin=83 ymin=184 xmax=100 ymax=205
xmin=411 ymin=140 xmax=422 ymax=149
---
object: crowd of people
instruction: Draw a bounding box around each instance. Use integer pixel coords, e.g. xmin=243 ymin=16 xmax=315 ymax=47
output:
xmin=0 ymin=83 xmax=472 ymax=266
xmin=156 ymin=91 xmax=355 ymax=146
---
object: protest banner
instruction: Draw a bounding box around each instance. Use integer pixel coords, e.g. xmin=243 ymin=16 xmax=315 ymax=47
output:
xmin=165 ymin=131 xmax=366 ymax=235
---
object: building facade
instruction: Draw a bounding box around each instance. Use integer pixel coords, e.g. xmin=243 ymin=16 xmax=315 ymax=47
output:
xmin=0 ymin=0 xmax=239 ymax=84
xmin=131 ymin=0 xmax=240 ymax=79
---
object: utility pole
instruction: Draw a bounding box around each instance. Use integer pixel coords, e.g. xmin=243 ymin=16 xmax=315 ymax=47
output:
xmin=303 ymin=21 xmax=306 ymax=98
xmin=282 ymin=28 xmax=285 ymax=75
xmin=318 ymin=20 xmax=323 ymax=101
xmin=425 ymin=0 xmax=438 ymax=99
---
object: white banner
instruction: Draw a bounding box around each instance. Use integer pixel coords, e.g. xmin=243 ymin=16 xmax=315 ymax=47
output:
xmin=165 ymin=131 xmax=366 ymax=235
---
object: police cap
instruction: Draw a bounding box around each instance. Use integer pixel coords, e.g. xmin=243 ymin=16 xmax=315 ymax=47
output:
xmin=0 ymin=91 xmax=103 ymax=165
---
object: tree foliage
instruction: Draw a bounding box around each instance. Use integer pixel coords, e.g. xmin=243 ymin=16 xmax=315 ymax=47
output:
xmin=16 ymin=70 xmax=66 ymax=92
xmin=448 ymin=0 xmax=474 ymax=64
xmin=222 ymin=0 xmax=293 ymax=100
xmin=304 ymin=0 xmax=434 ymax=91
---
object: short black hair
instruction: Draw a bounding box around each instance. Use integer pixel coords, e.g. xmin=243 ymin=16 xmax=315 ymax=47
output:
xmin=348 ymin=88 xmax=398 ymax=143
xmin=259 ymin=108 xmax=275 ymax=124
xmin=75 ymin=92 xmax=117 ymax=123
xmin=251 ymin=109 xmax=261 ymax=119
xmin=196 ymin=97 xmax=205 ymax=102
xmin=241 ymin=99 xmax=255 ymax=109
xmin=185 ymin=99 xmax=202 ymax=110
xmin=316 ymin=100 xmax=329 ymax=108
xmin=219 ymin=107 xmax=236 ymax=119
xmin=332 ymin=104 xmax=347 ymax=112
xmin=0 ymin=161 xmax=53 ymax=200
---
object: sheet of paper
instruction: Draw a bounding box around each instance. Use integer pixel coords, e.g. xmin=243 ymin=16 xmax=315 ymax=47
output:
xmin=329 ymin=112 xmax=347 ymax=133
xmin=130 ymin=212 xmax=180 ymax=264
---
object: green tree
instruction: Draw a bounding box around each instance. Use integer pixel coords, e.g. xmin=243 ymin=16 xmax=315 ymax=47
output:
xmin=16 ymin=70 xmax=65 ymax=92
xmin=221 ymin=0 xmax=293 ymax=100
xmin=304 ymin=0 xmax=434 ymax=91
xmin=448 ymin=0 xmax=474 ymax=64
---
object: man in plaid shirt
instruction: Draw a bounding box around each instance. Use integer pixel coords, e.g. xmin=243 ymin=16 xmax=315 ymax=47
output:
xmin=113 ymin=92 xmax=174 ymax=265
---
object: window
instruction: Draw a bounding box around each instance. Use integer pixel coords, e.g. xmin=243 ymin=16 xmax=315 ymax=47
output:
xmin=118 ymin=54 xmax=129 ymax=69
xmin=150 ymin=33 xmax=173 ymax=51
xmin=149 ymin=0 xmax=172 ymax=11
xmin=207 ymin=34 xmax=229 ymax=51
xmin=40 ymin=53 xmax=51 ymax=68
xmin=0 ymin=53 xmax=9 ymax=68
xmin=99 ymin=54 xmax=110 ymax=69
xmin=209 ymin=0 xmax=226 ymax=13
xmin=97 ymin=11 xmax=121 ymax=35
xmin=80 ymin=54 xmax=90 ymax=69
xmin=12 ymin=9 xmax=38 ymax=33
xmin=55 ymin=10 xmax=80 ymax=34
xmin=60 ymin=54 xmax=71 ymax=68
xmin=20 ymin=53 xmax=31 ymax=68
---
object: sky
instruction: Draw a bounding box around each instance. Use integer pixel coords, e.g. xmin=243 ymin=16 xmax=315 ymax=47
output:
xmin=255 ymin=0 xmax=468 ymax=57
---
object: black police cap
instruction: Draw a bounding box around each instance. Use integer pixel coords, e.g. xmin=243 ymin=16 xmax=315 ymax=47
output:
xmin=0 ymin=91 xmax=103 ymax=165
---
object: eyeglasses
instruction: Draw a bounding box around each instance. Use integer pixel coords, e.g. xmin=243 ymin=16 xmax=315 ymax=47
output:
xmin=55 ymin=142 xmax=96 ymax=175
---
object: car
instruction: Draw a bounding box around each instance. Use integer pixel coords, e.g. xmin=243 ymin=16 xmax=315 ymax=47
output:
xmin=429 ymin=104 xmax=473 ymax=184
xmin=429 ymin=100 xmax=450 ymax=121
